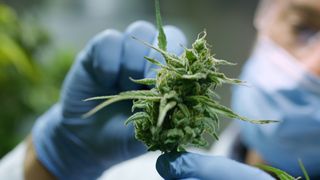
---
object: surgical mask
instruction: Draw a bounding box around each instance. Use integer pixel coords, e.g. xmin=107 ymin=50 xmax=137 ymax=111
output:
xmin=232 ymin=35 xmax=320 ymax=177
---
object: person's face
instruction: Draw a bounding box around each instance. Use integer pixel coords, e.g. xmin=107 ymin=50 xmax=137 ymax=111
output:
xmin=257 ymin=0 xmax=320 ymax=75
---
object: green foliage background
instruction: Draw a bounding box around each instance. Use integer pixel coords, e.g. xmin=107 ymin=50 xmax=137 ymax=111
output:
xmin=0 ymin=4 xmax=73 ymax=158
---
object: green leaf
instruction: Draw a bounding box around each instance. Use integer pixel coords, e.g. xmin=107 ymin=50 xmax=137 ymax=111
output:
xmin=241 ymin=118 xmax=279 ymax=124
xmin=207 ymin=88 xmax=220 ymax=99
xmin=119 ymin=90 xmax=160 ymax=97
xmin=163 ymin=90 xmax=177 ymax=99
xmin=83 ymin=96 xmax=131 ymax=118
xmin=144 ymin=56 xmax=165 ymax=67
xmin=202 ymin=117 xmax=219 ymax=140
xmin=83 ymin=91 xmax=161 ymax=118
xmin=129 ymin=77 xmax=157 ymax=86
xmin=84 ymin=95 xmax=117 ymax=101
xmin=133 ymin=37 xmax=179 ymax=68
xmin=212 ymin=58 xmax=237 ymax=66
xmin=157 ymin=100 xmax=177 ymax=127
xmin=185 ymin=49 xmax=197 ymax=63
xmin=189 ymin=95 xmax=278 ymax=124
xmin=132 ymin=36 xmax=167 ymax=55
xmin=125 ymin=112 xmax=149 ymax=125
xmin=257 ymin=164 xmax=298 ymax=180
xmin=298 ymin=159 xmax=310 ymax=180
xmin=177 ymin=103 xmax=190 ymax=117
xmin=144 ymin=56 xmax=182 ymax=75
xmin=166 ymin=128 xmax=184 ymax=139
xmin=155 ymin=0 xmax=167 ymax=51
xmin=203 ymin=106 xmax=220 ymax=128
xmin=166 ymin=55 xmax=185 ymax=67
xmin=132 ymin=99 xmax=149 ymax=112
xmin=208 ymin=71 xmax=243 ymax=84
xmin=189 ymin=95 xmax=239 ymax=118
xmin=84 ymin=90 xmax=160 ymax=101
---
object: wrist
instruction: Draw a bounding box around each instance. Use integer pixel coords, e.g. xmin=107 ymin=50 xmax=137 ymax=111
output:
xmin=245 ymin=149 xmax=266 ymax=166
xmin=24 ymin=136 xmax=55 ymax=180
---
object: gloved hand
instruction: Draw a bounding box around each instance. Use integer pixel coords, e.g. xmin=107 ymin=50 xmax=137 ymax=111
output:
xmin=156 ymin=152 xmax=274 ymax=180
xmin=32 ymin=21 xmax=186 ymax=179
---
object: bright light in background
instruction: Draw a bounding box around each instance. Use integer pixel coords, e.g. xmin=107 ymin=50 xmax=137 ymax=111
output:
xmin=38 ymin=0 xmax=151 ymax=50
xmin=83 ymin=0 xmax=118 ymax=18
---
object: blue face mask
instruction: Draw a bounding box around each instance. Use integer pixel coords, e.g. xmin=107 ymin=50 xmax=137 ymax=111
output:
xmin=232 ymin=35 xmax=320 ymax=177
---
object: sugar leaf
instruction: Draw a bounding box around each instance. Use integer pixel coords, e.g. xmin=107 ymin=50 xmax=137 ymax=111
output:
xmin=155 ymin=0 xmax=167 ymax=51
xmin=129 ymin=77 xmax=157 ymax=86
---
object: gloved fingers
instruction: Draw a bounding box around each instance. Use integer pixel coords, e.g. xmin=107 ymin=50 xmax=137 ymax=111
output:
xmin=61 ymin=29 xmax=125 ymax=116
xmin=98 ymin=107 xmax=146 ymax=160
xmin=118 ymin=21 xmax=157 ymax=91
xmin=83 ymin=29 xmax=124 ymax=90
xmin=156 ymin=152 xmax=274 ymax=180
xmin=144 ymin=25 xmax=187 ymax=79
xmin=156 ymin=152 xmax=197 ymax=179
xmin=88 ymin=101 xmax=145 ymax=158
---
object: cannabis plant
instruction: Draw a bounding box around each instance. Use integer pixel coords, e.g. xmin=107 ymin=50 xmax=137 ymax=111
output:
xmin=84 ymin=0 xmax=275 ymax=153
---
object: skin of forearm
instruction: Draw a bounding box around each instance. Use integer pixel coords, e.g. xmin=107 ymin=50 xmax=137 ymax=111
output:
xmin=245 ymin=149 xmax=266 ymax=166
xmin=24 ymin=136 xmax=55 ymax=180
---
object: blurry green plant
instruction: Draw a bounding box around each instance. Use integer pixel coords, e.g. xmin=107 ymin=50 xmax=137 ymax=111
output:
xmin=0 ymin=3 xmax=73 ymax=158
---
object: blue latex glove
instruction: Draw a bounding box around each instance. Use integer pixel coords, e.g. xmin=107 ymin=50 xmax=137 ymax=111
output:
xmin=156 ymin=152 xmax=274 ymax=180
xmin=32 ymin=21 xmax=186 ymax=179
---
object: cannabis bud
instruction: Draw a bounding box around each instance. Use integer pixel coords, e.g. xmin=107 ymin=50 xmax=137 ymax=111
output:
xmin=83 ymin=0 xmax=275 ymax=153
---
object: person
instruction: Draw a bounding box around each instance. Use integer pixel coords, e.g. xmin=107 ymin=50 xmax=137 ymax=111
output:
xmin=0 ymin=0 xmax=319 ymax=179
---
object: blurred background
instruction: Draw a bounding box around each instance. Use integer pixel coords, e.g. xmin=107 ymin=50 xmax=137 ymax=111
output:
xmin=0 ymin=0 xmax=258 ymax=158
